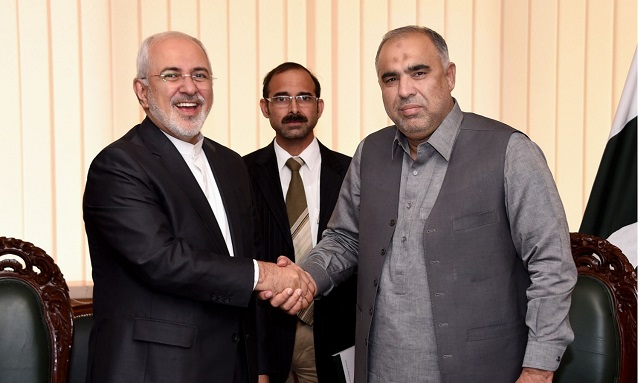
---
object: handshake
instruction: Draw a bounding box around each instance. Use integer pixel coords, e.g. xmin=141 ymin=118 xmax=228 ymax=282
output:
xmin=255 ymin=256 xmax=317 ymax=315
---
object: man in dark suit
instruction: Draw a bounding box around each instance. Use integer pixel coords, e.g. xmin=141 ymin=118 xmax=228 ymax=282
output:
xmin=244 ymin=62 xmax=356 ymax=383
xmin=83 ymin=32 xmax=313 ymax=383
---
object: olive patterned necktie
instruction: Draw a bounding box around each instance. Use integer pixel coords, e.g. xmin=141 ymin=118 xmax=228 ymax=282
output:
xmin=285 ymin=157 xmax=314 ymax=325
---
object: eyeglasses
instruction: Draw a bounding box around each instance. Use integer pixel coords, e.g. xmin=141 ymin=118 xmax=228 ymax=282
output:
xmin=264 ymin=95 xmax=319 ymax=107
xmin=142 ymin=71 xmax=216 ymax=87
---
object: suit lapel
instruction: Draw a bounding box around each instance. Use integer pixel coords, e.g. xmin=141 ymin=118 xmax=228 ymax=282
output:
xmin=202 ymin=139 xmax=247 ymax=258
xmin=318 ymin=142 xmax=348 ymax=232
xmin=253 ymin=145 xmax=292 ymax=245
xmin=139 ymin=118 xmax=228 ymax=254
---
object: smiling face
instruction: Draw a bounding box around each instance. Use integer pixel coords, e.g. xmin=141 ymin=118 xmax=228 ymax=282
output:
xmin=260 ymin=68 xmax=324 ymax=154
xmin=376 ymin=32 xmax=456 ymax=147
xmin=133 ymin=35 xmax=213 ymax=144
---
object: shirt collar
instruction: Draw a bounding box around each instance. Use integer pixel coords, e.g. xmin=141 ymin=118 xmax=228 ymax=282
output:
xmin=162 ymin=131 xmax=205 ymax=158
xmin=391 ymin=100 xmax=463 ymax=162
xmin=274 ymin=137 xmax=321 ymax=172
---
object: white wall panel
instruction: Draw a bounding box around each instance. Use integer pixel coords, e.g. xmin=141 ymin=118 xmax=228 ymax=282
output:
xmin=390 ymin=0 xmax=418 ymax=29
xmin=584 ymin=0 xmax=616 ymax=212
xmin=556 ymin=0 xmax=587 ymax=231
xmin=257 ymin=0 xmax=287 ymax=147
xmin=110 ymin=0 xmax=140 ymax=139
xmin=169 ymin=0 xmax=199 ymax=37
xmin=501 ymin=0 xmax=529 ymax=135
xmin=50 ymin=0 xmax=84 ymax=276
xmin=472 ymin=0 xmax=502 ymax=120
xmin=361 ymin=0 xmax=390 ymax=138
xmin=141 ymin=0 xmax=169 ymax=40
xmin=445 ymin=0 xmax=473 ymax=109
xmin=18 ymin=0 xmax=54 ymax=254
xmin=200 ymin=0 xmax=230 ymax=145
xmin=529 ymin=2 xmax=559 ymax=172
xmin=334 ymin=0 xmax=362 ymax=155
xmin=228 ymin=0 xmax=259 ymax=155
xmin=0 ymin=0 xmax=24 ymax=240
xmin=417 ymin=0 xmax=445 ymax=34
xmin=309 ymin=0 xmax=335 ymax=147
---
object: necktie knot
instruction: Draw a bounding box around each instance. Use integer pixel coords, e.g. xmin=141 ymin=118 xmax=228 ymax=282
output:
xmin=286 ymin=157 xmax=303 ymax=172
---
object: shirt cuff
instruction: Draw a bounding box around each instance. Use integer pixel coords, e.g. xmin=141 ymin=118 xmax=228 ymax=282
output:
xmin=301 ymin=261 xmax=333 ymax=296
xmin=522 ymin=340 xmax=567 ymax=371
xmin=252 ymin=259 xmax=259 ymax=289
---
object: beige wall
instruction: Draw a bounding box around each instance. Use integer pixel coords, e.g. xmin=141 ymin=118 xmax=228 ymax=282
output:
xmin=0 ymin=0 xmax=636 ymax=295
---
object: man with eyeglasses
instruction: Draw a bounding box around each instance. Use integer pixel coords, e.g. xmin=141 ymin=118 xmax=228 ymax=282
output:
xmin=244 ymin=62 xmax=356 ymax=383
xmin=83 ymin=32 xmax=315 ymax=383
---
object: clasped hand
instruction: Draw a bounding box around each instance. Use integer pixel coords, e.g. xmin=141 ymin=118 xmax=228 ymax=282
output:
xmin=255 ymin=256 xmax=317 ymax=315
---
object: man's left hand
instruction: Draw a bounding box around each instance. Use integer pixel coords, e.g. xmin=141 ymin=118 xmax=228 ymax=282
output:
xmin=516 ymin=367 xmax=553 ymax=383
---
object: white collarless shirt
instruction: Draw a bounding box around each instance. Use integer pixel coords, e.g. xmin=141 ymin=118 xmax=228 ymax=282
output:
xmin=163 ymin=132 xmax=235 ymax=257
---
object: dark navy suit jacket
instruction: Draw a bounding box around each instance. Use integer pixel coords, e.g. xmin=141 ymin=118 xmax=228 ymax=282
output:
xmin=83 ymin=117 xmax=259 ymax=383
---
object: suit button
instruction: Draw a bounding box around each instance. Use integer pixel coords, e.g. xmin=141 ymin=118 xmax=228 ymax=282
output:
xmin=368 ymin=308 xmax=373 ymax=315
xmin=231 ymin=334 xmax=240 ymax=343
xmin=380 ymin=249 xmax=386 ymax=256
xmin=389 ymin=219 xmax=396 ymax=226
xmin=373 ymin=279 xmax=378 ymax=286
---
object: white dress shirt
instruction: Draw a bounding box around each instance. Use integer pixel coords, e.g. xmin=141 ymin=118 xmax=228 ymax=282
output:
xmin=163 ymin=132 xmax=260 ymax=289
xmin=274 ymin=137 xmax=322 ymax=245
xmin=163 ymin=132 xmax=236 ymax=257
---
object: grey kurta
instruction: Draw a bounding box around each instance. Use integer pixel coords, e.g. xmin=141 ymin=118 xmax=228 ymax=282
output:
xmin=301 ymin=102 xmax=576 ymax=383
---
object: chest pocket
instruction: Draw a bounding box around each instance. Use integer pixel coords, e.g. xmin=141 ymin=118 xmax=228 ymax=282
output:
xmin=453 ymin=209 xmax=499 ymax=232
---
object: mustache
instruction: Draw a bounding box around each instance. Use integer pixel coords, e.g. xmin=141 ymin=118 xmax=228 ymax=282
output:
xmin=397 ymin=98 xmax=421 ymax=107
xmin=282 ymin=113 xmax=308 ymax=123
xmin=172 ymin=95 xmax=205 ymax=105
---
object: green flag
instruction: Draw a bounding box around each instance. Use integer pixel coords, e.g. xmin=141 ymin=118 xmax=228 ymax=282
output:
xmin=580 ymin=48 xmax=637 ymax=266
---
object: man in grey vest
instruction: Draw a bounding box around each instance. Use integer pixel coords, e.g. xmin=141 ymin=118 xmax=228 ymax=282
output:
xmin=263 ymin=25 xmax=577 ymax=383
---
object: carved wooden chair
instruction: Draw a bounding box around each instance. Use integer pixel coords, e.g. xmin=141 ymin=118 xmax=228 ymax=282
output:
xmin=554 ymin=232 xmax=637 ymax=383
xmin=0 ymin=237 xmax=73 ymax=383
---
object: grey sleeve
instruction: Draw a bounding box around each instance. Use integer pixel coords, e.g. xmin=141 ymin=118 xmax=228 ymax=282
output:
xmin=301 ymin=141 xmax=363 ymax=296
xmin=505 ymin=133 xmax=577 ymax=371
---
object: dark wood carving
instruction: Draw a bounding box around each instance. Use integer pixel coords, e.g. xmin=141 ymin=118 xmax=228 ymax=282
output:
xmin=0 ymin=236 xmax=73 ymax=383
xmin=570 ymin=232 xmax=637 ymax=383
xmin=71 ymin=298 xmax=94 ymax=318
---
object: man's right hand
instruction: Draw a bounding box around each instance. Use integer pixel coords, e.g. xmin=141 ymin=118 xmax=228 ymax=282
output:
xmin=255 ymin=257 xmax=316 ymax=314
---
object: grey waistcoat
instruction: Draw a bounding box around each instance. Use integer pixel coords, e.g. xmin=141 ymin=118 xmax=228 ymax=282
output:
xmin=357 ymin=113 xmax=530 ymax=383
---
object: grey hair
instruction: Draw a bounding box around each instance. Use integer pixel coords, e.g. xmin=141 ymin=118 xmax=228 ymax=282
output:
xmin=374 ymin=25 xmax=450 ymax=69
xmin=135 ymin=31 xmax=211 ymax=83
